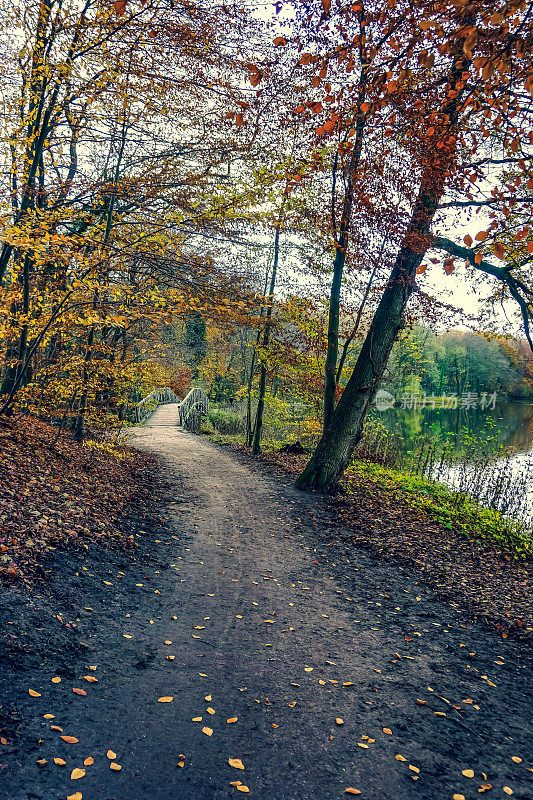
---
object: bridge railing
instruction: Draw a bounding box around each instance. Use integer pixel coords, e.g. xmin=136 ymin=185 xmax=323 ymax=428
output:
xmin=133 ymin=386 xmax=209 ymax=430
xmin=133 ymin=387 xmax=180 ymax=423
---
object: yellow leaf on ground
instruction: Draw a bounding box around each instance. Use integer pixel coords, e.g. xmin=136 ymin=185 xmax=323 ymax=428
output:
xmin=82 ymin=676 xmax=98 ymax=683
xmin=178 ymin=761 xmax=184 ymax=768
xmin=54 ymin=758 xmax=66 ymax=765
xmin=461 ymin=769 xmax=474 ymax=778
xmin=237 ymin=786 xmax=249 ymax=793
xmin=166 ymin=656 xmax=175 ymax=661
xmin=383 ymin=728 xmax=392 ymax=735
xmin=511 ymin=757 xmax=522 ymax=763
xmin=71 ymin=768 xmax=85 ymax=779
xmin=43 ymin=714 xmax=55 ymax=719
xmin=205 ymin=695 xmax=212 ymax=701
xmin=342 ymin=682 xmax=354 ymax=687
xmin=123 ymin=634 xmax=133 ymax=639
xmin=52 ymin=677 xmax=61 ymax=683
xmin=107 ymin=750 xmax=117 ymax=759
xmin=67 ymin=794 xmax=83 ymax=800
xmin=336 ymin=718 xmax=344 ymax=725
xmin=50 ymin=725 xmax=63 ymax=732
xmin=304 ymin=667 xmax=313 ymax=672
xmin=207 ymin=707 xmax=215 ymax=715
xmin=453 ymin=795 xmax=465 ymax=800
xmin=228 ymin=758 xmax=245 ymax=769
xmin=29 ymin=690 xmax=41 ymax=697
xmin=83 ymin=757 xmax=94 ymax=766
xmin=110 ymin=763 xmax=122 ymax=771
xmin=192 ymin=717 xmax=202 ymax=722
xmin=395 ymin=755 xmax=407 ymax=762
xmin=230 ymin=781 xmax=242 ymax=786
xmin=409 ymin=765 xmax=420 ymax=773
xmin=165 ymin=640 xmax=172 ymax=644
xmin=503 ymin=789 xmax=513 ymax=796
xmin=36 ymin=759 xmax=47 ymax=765
xmin=61 ymin=736 xmax=79 ymax=744
xmin=345 ymin=790 xmax=362 ymax=796
xmin=227 ymin=717 xmax=238 ymax=724
xmin=157 ymin=697 xmax=173 ymax=703
xmin=202 ymin=727 xmax=213 ymax=736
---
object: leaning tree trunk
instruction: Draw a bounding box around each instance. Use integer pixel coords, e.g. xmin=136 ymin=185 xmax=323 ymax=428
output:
xmin=296 ymin=167 xmax=454 ymax=491
xmin=296 ymin=46 xmax=470 ymax=493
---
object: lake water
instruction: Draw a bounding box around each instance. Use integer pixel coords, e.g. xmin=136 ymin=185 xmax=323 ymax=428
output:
xmin=375 ymin=399 xmax=533 ymax=523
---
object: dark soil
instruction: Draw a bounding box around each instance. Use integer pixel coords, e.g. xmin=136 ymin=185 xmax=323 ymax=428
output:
xmin=230 ymin=442 xmax=533 ymax=642
xmin=1 ymin=407 xmax=531 ymax=800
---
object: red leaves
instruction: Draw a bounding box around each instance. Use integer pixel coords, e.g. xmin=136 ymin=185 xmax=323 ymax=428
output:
xmin=273 ymin=37 xmax=286 ymax=46
xmin=493 ymin=242 xmax=505 ymax=259
xmin=250 ymin=71 xmax=262 ymax=87
xmin=236 ymin=113 xmax=244 ymax=127
xmin=463 ymin=234 xmax=473 ymax=247
xmin=416 ymin=264 xmax=427 ymax=275
xmin=114 ymin=0 xmax=127 ymax=15
xmin=321 ymin=0 xmax=332 ymax=12
xmin=443 ymin=259 xmax=455 ymax=275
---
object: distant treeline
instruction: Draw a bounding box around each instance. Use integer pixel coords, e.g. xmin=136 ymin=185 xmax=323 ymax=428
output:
xmin=381 ymin=326 xmax=533 ymax=399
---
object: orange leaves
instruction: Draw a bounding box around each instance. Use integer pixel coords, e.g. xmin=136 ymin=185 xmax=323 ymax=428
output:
xmin=360 ymin=102 xmax=371 ymax=113
xmin=72 ymin=687 xmax=87 ymax=696
xmin=387 ymin=80 xmax=397 ymax=94
xmin=463 ymin=234 xmax=473 ymax=247
xmin=493 ymin=242 xmax=505 ymax=259
xmin=114 ymin=0 xmax=127 ymax=15
xmin=321 ymin=0 xmax=332 ymax=12
xmin=250 ymin=71 xmax=262 ymax=87
xmin=475 ymin=231 xmax=488 ymax=243
xmin=416 ymin=264 xmax=427 ymax=275
xmin=273 ymin=37 xmax=287 ymax=46
xmin=444 ymin=259 xmax=455 ymax=275
xmin=61 ymin=736 xmax=79 ymax=744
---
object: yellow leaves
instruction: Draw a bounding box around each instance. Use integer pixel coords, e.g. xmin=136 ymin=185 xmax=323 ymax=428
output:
xmin=123 ymin=634 xmax=133 ymax=639
xmin=335 ymin=718 xmax=344 ymax=725
xmin=83 ymin=757 xmax=94 ymax=766
xmin=357 ymin=743 xmax=369 ymax=749
xmin=511 ymin=756 xmax=522 ymax=764
xmin=304 ymin=667 xmax=313 ymax=672
xmin=382 ymin=728 xmax=392 ymax=735
xmin=107 ymin=751 xmax=117 ymax=759
xmin=67 ymin=794 xmax=83 ymax=800
xmin=345 ymin=790 xmax=361 ymax=796
xmin=395 ymin=755 xmax=407 ymax=762
xmin=503 ymin=788 xmax=513 ymax=796
xmin=227 ymin=717 xmax=238 ymax=724
xmin=192 ymin=716 xmax=203 ymax=722
xmin=202 ymin=727 xmax=213 ymax=736
xmin=51 ymin=676 xmax=61 ymax=684
xmin=228 ymin=758 xmax=245 ymax=770
xmin=453 ymin=795 xmax=466 ymax=800
xmin=461 ymin=769 xmax=474 ymax=777
xmin=342 ymin=682 xmax=353 ymax=687
xmin=28 ymin=689 xmax=41 ymax=697
xmin=54 ymin=757 xmax=66 ymax=766
xmin=70 ymin=768 xmax=86 ymax=780
xmin=72 ymin=688 xmax=87 ymax=696
xmin=36 ymin=759 xmax=48 ymax=766
xmin=82 ymin=676 xmax=98 ymax=683
xmin=237 ymin=787 xmax=250 ymax=793
xmin=409 ymin=765 xmax=420 ymax=774
xmin=43 ymin=714 xmax=55 ymax=720
xmin=207 ymin=707 xmax=215 ymax=715
xmin=205 ymin=695 xmax=212 ymax=702
xmin=61 ymin=736 xmax=79 ymax=744
xmin=157 ymin=697 xmax=173 ymax=703
xmin=165 ymin=639 xmax=173 ymax=643
xmin=110 ymin=763 xmax=122 ymax=771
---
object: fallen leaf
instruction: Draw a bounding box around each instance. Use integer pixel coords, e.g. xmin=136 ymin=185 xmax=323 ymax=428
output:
xmin=304 ymin=667 xmax=313 ymax=672
xmin=192 ymin=716 xmax=202 ymax=722
xmin=67 ymin=794 xmax=82 ymax=800
xmin=71 ymin=767 xmax=86 ymax=779
xmin=123 ymin=634 xmax=133 ymax=639
xmin=395 ymin=755 xmax=407 ymax=762
xmin=202 ymin=727 xmax=213 ymax=736
xmin=207 ymin=707 xmax=215 ymax=715
xmin=178 ymin=760 xmax=184 ymax=768
xmin=36 ymin=758 xmax=47 ymax=765
xmin=61 ymin=736 xmax=79 ymax=744
xmin=336 ymin=718 xmax=344 ymax=725
xmin=157 ymin=697 xmax=173 ymax=703
xmin=409 ymin=765 xmax=420 ymax=773
xmin=54 ymin=757 xmax=66 ymax=766
xmin=237 ymin=787 xmax=249 ymax=793
xmin=84 ymin=757 xmax=94 ymax=766
xmin=52 ymin=677 xmax=61 ymax=684
xmin=50 ymin=725 xmax=63 ymax=732
xmin=511 ymin=756 xmax=522 ymax=764
xmin=107 ymin=750 xmax=117 ymax=759
xmin=205 ymin=695 xmax=212 ymax=701
xmin=453 ymin=795 xmax=465 ymax=800
xmin=229 ymin=757 xmax=245 ymax=770
xmin=383 ymin=728 xmax=392 ymax=735
xmin=82 ymin=676 xmax=98 ymax=683
xmin=345 ymin=790 xmax=362 ymax=796
xmin=43 ymin=714 xmax=55 ymax=719
xmin=72 ymin=688 xmax=87 ymax=697
xmin=29 ymin=689 xmax=41 ymax=697
xmin=342 ymin=682 xmax=354 ymax=687
xmin=503 ymin=789 xmax=513 ymax=796
xmin=357 ymin=743 xmax=369 ymax=749
xmin=230 ymin=781 xmax=242 ymax=787
xmin=165 ymin=640 xmax=173 ymax=644
xmin=462 ymin=769 xmax=474 ymax=778
xmin=227 ymin=717 xmax=238 ymax=724
xmin=110 ymin=762 xmax=122 ymax=771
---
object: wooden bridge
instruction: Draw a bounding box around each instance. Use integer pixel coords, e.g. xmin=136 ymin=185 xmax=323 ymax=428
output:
xmin=134 ymin=386 xmax=209 ymax=432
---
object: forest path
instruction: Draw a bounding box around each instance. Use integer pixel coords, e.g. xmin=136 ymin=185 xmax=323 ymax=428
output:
xmin=5 ymin=403 xmax=532 ymax=800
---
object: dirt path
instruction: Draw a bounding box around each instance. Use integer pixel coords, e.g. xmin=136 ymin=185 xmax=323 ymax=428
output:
xmin=2 ymin=403 xmax=532 ymax=800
